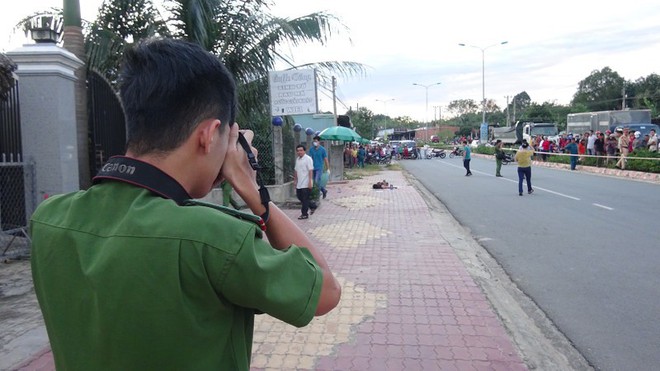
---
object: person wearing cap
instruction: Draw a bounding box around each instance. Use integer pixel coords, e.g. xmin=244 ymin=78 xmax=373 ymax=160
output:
xmin=648 ymin=129 xmax=658 ymax=152
xmin=494 ymin=139 xmax=505 ymax=177
xmin=564 ymin=136 xmax=579 ymax=170
xmin=616 ymin=127 xmax=629 ymax=169
xmin=514 ymin=140 xmax=535 ymax=196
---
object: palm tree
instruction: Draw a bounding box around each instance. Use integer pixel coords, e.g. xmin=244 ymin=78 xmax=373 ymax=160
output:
xmin=86 ymin=0 xmax=364 ymax=107
xmin=87 ymin=0 xmax=365 ymax=183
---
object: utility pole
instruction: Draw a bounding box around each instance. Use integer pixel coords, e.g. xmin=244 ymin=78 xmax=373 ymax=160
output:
xmin=332 ymin=76 xmax=337 ymax=123
xmin=505 ymin=95 xmax=511 ymax=127
xmin=621 ymin=86 xmax=626 ymax=110
xmin=513 ymin=99 xmax=517 ymax=124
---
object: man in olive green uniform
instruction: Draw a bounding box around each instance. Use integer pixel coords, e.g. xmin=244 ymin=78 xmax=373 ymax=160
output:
xmin=30 ymin=38 xmax=341 ymax=370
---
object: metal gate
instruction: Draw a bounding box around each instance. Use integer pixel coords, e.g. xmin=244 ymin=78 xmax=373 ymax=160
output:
xmin=87 ymin=69 xmax=126 ymax=178
xmin=1 ymin=83 xmax=35 ymax=258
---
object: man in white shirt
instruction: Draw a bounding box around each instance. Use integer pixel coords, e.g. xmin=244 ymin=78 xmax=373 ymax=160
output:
xmin=587 ymin=130 xmax=596 ymax=155
xmin=294 ymin=144 xmax=314 ymax=220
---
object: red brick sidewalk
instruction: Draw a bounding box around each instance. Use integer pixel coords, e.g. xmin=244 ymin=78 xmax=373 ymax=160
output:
xmin=13 ymin=170 xmax=527 ymax=370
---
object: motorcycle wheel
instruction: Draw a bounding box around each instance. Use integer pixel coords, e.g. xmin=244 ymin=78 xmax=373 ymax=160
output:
xmin=439 ymin=153 xmax=446 ymax=159
xmin=449 ymin=153 xmax=455 ymax=158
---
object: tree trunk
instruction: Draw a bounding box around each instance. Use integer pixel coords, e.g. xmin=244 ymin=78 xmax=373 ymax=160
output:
xmin=63 ymin=0 xmax=90 ymax=189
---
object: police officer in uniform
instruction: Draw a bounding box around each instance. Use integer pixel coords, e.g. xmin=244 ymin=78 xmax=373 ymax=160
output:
xmin=30 ymin=38 xmax=341 ymax=370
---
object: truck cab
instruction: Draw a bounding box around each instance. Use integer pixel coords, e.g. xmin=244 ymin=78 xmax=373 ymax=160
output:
xmin=523 ymin=122 xmax=559 ymax=143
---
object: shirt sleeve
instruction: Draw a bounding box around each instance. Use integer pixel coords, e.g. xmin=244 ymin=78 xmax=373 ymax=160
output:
xmin=220 ymin=234 xmax=323 ymax=328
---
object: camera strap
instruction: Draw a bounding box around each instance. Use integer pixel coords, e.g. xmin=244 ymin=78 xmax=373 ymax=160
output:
xmin=92 ymin=134 xmax=271 ymax=229
xmin=92 ymin=156 xmax=191 ymax=205
xmin=237 ymin=133 xmax=271 ymax=225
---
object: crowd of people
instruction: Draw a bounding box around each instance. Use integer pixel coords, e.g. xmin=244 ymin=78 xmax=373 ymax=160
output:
xmin=527 ymin=128 xmax=658 ymax=170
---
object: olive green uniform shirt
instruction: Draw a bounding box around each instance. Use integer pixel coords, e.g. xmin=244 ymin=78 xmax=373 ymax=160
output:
xmin=30 ymin=182 xmax=323 ymax=370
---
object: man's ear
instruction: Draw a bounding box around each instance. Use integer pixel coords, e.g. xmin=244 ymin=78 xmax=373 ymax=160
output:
xmin=199 ymin=119 xmax=222 ymax=154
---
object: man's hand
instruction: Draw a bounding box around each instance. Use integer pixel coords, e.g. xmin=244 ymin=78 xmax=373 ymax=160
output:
xmin=221 ymin=123 xmax=258 ymax=192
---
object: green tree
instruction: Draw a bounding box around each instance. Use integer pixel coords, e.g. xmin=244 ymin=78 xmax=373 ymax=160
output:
xmin=455 ymin=126 xmax=473 ymax=137
xmin=86 ymin=0 xmax=169 ymax=84
xmin=347 ymin=107 xmax=375 ymax=139
xmin=572 ymin=66 xmax=625 ymax=111
xmin=629 ymin=73 xmax=660 ymax=117
xmin=485 ymin=99 xmax=505 ymax=125
xmin=522 ymin=102 xmax=554 ymax=122
xmin=503 ymin=91 xmax=531 ymax=123
xmin=447 ymin=99 xmax=479 ymax=117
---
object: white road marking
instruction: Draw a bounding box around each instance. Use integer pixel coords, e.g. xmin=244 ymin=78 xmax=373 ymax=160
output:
xmin=593 ymin=203 xmax=614 ymax=210
xmin=435 ymin=161 xmax=582 ymax=200
xmin=533 ymin=186 xmax=581 ymax=200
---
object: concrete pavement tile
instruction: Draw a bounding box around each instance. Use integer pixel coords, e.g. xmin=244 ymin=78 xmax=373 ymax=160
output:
xmin=384 ymin=357 xmax=405 ymax=370
xmin=351 ymin=356 xmax=370 ymax=369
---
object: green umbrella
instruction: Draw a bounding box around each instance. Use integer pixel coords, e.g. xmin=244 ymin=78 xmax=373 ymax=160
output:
xmin=318 ymin=126 xmax=363 ymax=142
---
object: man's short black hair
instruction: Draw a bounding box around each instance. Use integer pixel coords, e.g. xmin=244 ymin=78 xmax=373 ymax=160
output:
xmin=313 ymin=136 xmax=321 ymax=141
xmin=296 ymin=144 xmax=306 ymax=151
xmin=119 ymin=38 xmax=237 ymax=156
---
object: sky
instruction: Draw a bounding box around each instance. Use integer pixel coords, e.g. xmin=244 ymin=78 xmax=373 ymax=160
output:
xmin=2 ymin=0 xmax=660 ymax=122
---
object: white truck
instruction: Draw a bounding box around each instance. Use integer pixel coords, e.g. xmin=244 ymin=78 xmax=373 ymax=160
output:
xmin=567 ymin=109 xmax=658 ymax=136
xmin=491 ymin=121 xmax=558 ymax=145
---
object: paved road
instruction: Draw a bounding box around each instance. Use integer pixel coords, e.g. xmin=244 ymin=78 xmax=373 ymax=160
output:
xmin=402 ymin=156 xmax=660 ymax=371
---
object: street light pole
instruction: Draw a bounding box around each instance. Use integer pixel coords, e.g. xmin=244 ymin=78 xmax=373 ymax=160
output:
xmin=376 ymin=98 xmax=395 ymax=138
xmin=459 ymin=41 xmax=508 ymax=142
xmin=412 ymin=82 xmax=441 ymax=141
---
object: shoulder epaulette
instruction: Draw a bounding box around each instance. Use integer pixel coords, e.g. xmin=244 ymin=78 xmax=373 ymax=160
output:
xmin=183 ymin=200 xmax=267 ymax=231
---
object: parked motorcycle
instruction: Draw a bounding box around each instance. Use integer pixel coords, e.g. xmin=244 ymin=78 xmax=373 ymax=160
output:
xmin=426 ymin=148 xmax=446 ymax=159
xmin=502 ymin=152 xmax=514 ymax=165
xmin=365 ymin=153 xmax=392 ymax=165
xmin=448 ymin=147 xmax=464 ymax=158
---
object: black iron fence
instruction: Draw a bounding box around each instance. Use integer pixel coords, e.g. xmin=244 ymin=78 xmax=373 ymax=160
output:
xmin=88 ymin=70 xmax=126 ymax=177
xmin=0 ymin=84 xmax=21 ymax=157
xmin=0 ymin=159 xmax=35 ymax=259
xmin=1 ymin=84 xmax=33 ymax=259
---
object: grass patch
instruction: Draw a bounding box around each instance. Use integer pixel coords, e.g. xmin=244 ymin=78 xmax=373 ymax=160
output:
xmin=343 ymin=164 xmax=385 ymax=180
xmin=385 ymin=163 xmax=402 ymax=171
